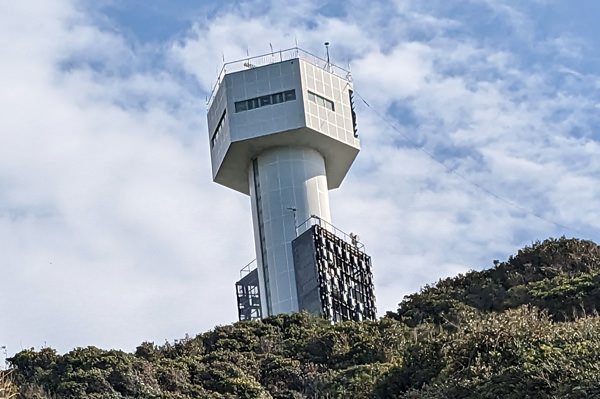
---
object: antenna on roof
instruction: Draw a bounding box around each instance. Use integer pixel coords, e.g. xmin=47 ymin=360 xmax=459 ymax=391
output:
xmin=244 ymin=47 xmax=254 ymax=68
xmin=324 ymin=42 xmax=331 ymax=71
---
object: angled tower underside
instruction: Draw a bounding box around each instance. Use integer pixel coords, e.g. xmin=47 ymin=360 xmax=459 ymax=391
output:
xmin=207 ymin=48 xmax=375 ymax=322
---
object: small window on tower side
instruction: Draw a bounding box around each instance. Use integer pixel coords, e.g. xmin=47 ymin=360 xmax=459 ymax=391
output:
xmin=260 ymin=95 xmax=271 ymax=106
xmin=271 ymin=92 xmax=284 ymax=104
xmin=235 ymin=101 xmax=248 ymax=112
xmin=325 ymin=99 xmax=334 ymax=112
xmin=247 ymin=98 xmax=260 ymax=110
xmin=284 ymin=90 xmax=296 ymax=101
xmin=349 ymin=90 xmax=358 ymax=137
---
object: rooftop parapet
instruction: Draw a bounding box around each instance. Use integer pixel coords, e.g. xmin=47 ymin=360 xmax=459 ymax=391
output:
xmin=208 ymin=47 xmax=352 ymax=109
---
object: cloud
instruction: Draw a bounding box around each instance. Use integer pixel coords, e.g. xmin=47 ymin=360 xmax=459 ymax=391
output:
xmin=0 ymin=0 xmax=254 ymax=354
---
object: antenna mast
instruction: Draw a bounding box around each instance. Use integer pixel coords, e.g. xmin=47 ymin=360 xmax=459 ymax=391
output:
xmin=324 ymin=42 xmax=331 ymax=71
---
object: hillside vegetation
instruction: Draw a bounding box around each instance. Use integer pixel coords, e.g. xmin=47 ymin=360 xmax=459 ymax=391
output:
xmin=4 ymin=237 xmax=600 ymax=399
xmin=388 ymin=237 xmax=600 ymax=326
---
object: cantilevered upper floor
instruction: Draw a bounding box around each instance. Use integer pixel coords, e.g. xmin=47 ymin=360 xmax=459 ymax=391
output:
xmin=207 ymin=48 xmax=360 ymax=195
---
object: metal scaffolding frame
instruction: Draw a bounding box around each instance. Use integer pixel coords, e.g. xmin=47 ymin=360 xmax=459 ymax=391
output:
xmin=235 ymin=267 xmax=262 ymax=321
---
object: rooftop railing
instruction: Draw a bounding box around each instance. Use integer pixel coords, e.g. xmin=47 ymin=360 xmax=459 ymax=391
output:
xmin=207 ymin=47 xmax=352 ymax=109
xmin=297 ymin=215 xmax=365 ymax=251
xmin=239 ymin=258 xmax=258 ymax=278
xmin=239 ymin=215 xmax=365 ymax=275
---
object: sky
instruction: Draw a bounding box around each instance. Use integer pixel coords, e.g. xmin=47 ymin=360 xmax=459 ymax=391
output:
xmin=1 ymin=0 xmax=600 ymax=360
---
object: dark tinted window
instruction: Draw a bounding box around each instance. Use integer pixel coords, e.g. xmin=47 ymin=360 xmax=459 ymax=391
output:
xmin=307 ymin=91 xmax=335 ymax=112
xmin=235 ymin=101 xmax=248 ymax=112
xmin=260 ymin=95 xmax=271 ymax=106
xmin=248 ymin=98 xmax=260 ymax=110
xmin=271 ymin=93 xmax=284 ymax=104
xmin=234 ymin=89 xmax=296 ymax=113
xmin=284 ymin=90 xmax=296 ymax=101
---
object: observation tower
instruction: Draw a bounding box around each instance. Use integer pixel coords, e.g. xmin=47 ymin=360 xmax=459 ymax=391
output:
xmin=207 ymin=47 xmax=376 ymax=321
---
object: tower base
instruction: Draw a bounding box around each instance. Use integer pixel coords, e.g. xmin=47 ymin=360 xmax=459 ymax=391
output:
xmin=235 ymin=221 xmax=376 ymax=322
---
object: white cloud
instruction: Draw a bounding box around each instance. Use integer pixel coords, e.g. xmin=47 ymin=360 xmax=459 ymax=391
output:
xmin=0 ymin=0 xmax=255 ymax=355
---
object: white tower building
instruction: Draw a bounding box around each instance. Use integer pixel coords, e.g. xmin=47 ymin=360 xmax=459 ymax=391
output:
xmin=207 ymin=48 xmax=363 ymax=318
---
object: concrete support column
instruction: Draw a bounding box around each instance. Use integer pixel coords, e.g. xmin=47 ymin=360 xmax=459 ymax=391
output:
xmin=249 ymin=146 xmax=331 ymax=316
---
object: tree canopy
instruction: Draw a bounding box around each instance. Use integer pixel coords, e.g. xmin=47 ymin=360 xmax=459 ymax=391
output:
xmin=4 ymin=237 xmax=600 ymax=399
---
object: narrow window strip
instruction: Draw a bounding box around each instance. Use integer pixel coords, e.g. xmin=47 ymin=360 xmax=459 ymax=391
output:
xmin=234 ymin=89 xmax=297 ymax=113
xmin=307 ymin=90 xmax=335 ymax=112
